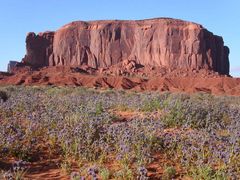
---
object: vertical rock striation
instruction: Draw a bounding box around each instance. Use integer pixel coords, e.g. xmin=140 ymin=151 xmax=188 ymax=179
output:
xmin=22 ymin=18 xmax=230 ymax=75
xmin=22 ymin=31 xmax=54 ymax=68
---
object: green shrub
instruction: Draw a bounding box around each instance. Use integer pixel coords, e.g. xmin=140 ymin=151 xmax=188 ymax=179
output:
xmin=114 ymin=167 xmax=133 ymax=180
xmin=96 ymin=102 xmax=104 ymax=115
xmin=0 ymin=90 xmax=8 ymax=102
xmin=162 ymin=166 xmax=176 ymax=180
xmin=141 ymin=99 xmax=162 ymax=112
xmin=100 ymin=167 xmax=111 ymax=180
xmin=162 ymin=100 xmax=184 ymax=127
xmin=189 ymin=166 xmax=227 ymax=180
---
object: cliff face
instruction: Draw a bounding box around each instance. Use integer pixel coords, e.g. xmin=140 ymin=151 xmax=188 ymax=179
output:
xmin=22 ymin=31 xmax=54 ymax=68
xmin=22 ymin=18 xmax=230 ymax=75
xmin=7 ymin=61 xmax=18 ymax=73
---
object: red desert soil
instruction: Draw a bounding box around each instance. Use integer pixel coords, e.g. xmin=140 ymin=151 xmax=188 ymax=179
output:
xmin=0 ymin=152 xmax=187 ymax=180
xmin=0 ymin=66 xmax=240 ymax=96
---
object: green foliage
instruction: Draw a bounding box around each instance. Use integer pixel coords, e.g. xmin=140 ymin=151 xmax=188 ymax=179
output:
xmin=0 ymin=90 xmax=8 ymax=102
xmin=99 ymin=167 xmax=111 ymax=180
xmin=60 ymin=158 xmax=72 ymax=174
xmin=162 ymin=99 xmax=184 ymax=127
xmin=45 ymin=87 xmax=69 ymax=96
xmin=189 ymin=166 xmax=227 ymax=180
xmin=0 ymin=167 xmax=28 ymax=180
xmin=95 ymin=101 xmax=104 ymax=115
xmin=114 ymin=165 xmax=133 ymax=180
xmin=162 ymin=166 xmax=176 ymax=180
xmin=141 ymin=98 xmax=162 ymax=112
xmin=114 ymin=104 xmax=132 ymax=112
xmin=13 ymin=168 xmax=28 ymax=180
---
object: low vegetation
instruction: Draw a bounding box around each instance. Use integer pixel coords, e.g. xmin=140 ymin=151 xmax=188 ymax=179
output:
xmin=0 ymin=86 xmax=239 ymax=179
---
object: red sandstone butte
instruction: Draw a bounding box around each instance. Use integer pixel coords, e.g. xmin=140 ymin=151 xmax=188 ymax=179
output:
xmin=22 ymin=18 xmax=229 ymax=75
xmin=3 ymin=18 xmax=238 ymax=96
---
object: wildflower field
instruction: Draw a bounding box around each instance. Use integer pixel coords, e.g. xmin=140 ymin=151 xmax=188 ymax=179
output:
xmin=0 ymin=86 xmax=239 ymax=179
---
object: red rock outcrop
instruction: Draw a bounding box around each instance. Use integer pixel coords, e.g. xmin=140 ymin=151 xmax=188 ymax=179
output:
xmin=22 ymin=31 xmax=54 ymax=68
xmin=22 ymin=18 xmax=229 ymax=75
xmin=1 ymin=66 xmax=240 ymax=96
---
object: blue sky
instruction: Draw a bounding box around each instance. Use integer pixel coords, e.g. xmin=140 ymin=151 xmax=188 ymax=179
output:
xmin=0 ymin=0 xmax=239 ymax=76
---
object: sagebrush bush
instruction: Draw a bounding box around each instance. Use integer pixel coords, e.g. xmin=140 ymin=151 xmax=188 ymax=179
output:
xmin=0 ymin=90 xmax=8 ymax=102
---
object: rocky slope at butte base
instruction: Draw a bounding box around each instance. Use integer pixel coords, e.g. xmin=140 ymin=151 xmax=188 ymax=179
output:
xmin=1 ymin=65 xmax=240 ymax=96
xmin=1 ymin=18 xmax=240 ymax=95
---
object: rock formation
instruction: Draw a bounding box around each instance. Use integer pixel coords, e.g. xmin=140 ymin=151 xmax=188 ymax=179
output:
xmin=22 ymin=18 xmax=230 ymax=75
xmin=22 ymin=31 xmax=54 ymax=68
xmin=1 ymin=66 xmax=240 ymax=96
xmin=7 ymin=61 xmax=19 ymax=73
